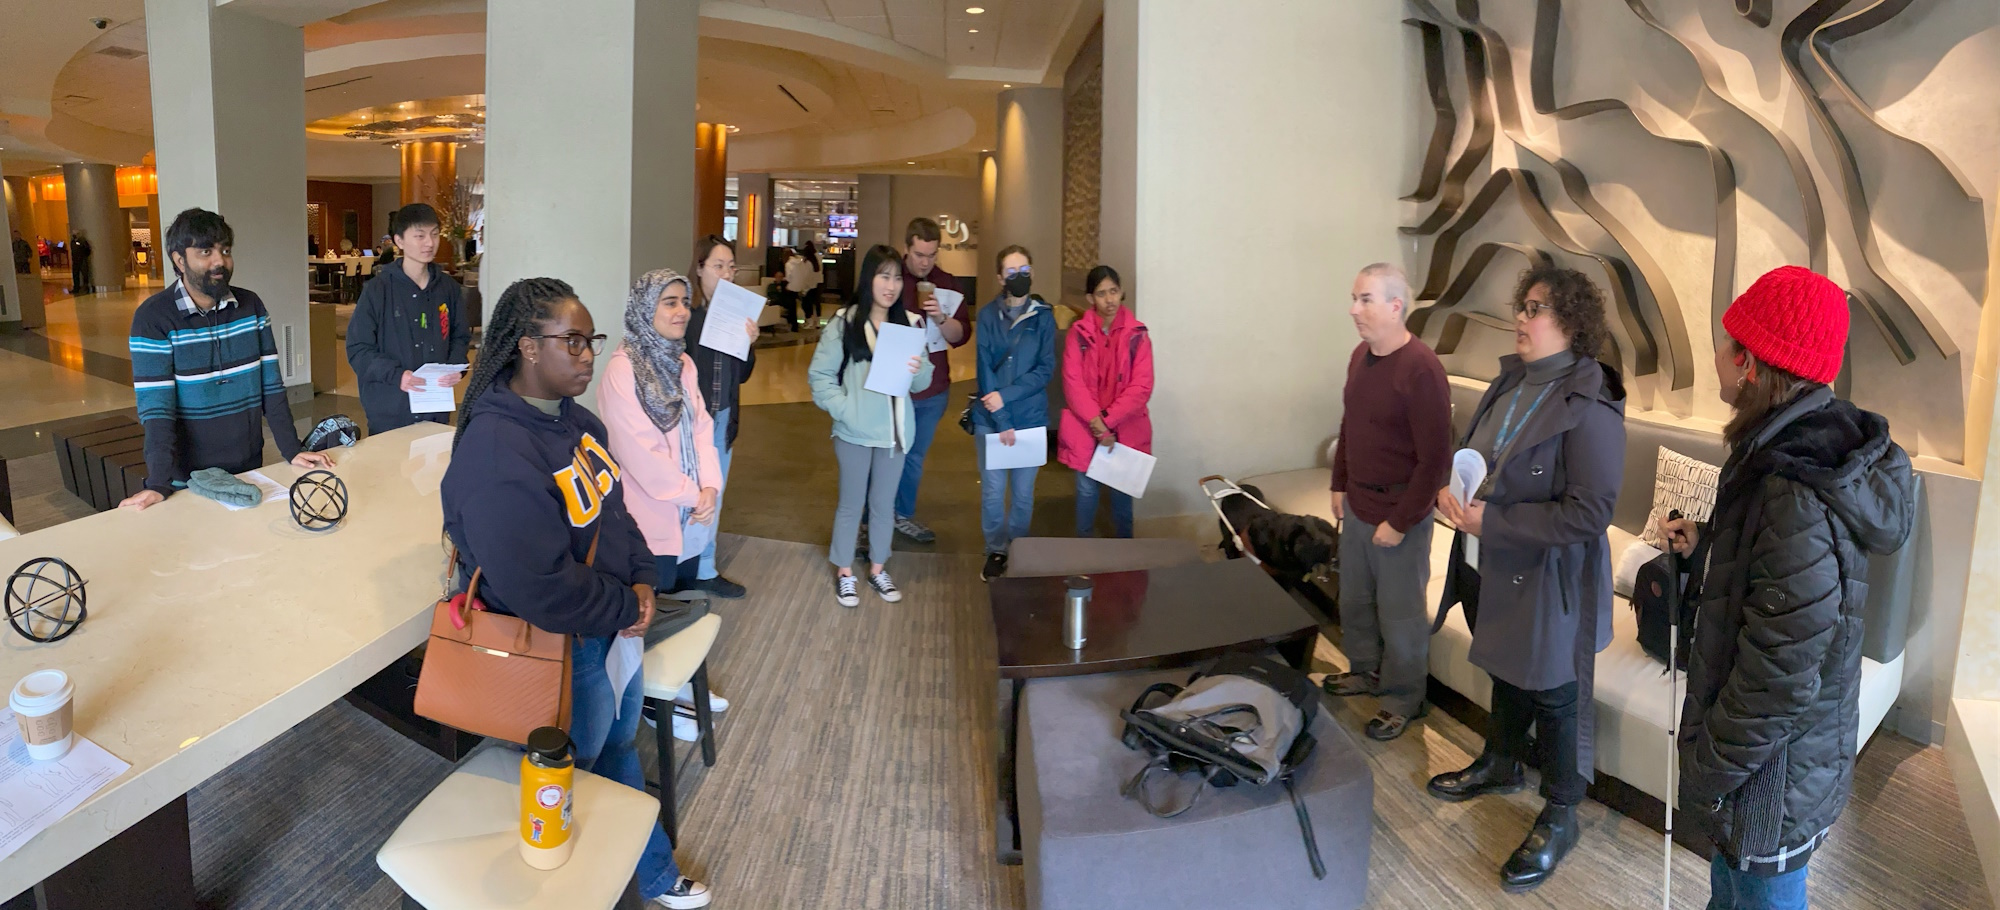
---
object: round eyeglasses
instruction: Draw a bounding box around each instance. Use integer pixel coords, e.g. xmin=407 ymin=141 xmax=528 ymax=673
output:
xmin=531 ymin=333 xmax=608 ymax=356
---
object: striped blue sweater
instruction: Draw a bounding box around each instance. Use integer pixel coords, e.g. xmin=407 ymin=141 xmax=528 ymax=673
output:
xmin=129 ymin=283 xmax=302 ymax=495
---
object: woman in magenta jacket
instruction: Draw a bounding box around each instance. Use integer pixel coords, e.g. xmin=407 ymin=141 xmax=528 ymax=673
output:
xmin=1058 ymin=265 xmax=1153 ymax=537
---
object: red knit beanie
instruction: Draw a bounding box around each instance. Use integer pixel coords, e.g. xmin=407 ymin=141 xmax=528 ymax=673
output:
xmin=1721 ymin=266 xmax=1848 ymax=384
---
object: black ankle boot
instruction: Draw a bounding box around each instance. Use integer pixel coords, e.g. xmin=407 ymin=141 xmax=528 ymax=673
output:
xmin=1500 ymin=801 xmax=1580 ymax=893
xmin=1425 ymin=753 xmax=1525 ymax=802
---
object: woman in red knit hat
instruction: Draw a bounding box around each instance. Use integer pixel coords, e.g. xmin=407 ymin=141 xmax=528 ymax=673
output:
xmin=1660 ymin=265 xmax=1915 ymax=909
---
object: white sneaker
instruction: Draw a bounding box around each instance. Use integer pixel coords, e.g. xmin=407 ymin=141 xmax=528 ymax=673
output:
xmin=671 ymin=714 xmax=699 ymax=743
xmin=834 ymin=573 xmax=860 ymax=608
xmin=651 ymin=876 xmax=712 ymax=908
xmin=673 ymin=682 xmax=729 ymax=713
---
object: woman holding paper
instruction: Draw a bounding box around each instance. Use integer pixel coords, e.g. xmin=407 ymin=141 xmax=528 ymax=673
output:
xmin=600 ymin=268 xmax=731 ymax=735
xmin=1058 ymin=265 xmax=1153 ymax=537
xmin=683 ymin=235 xmax=760 ymax=599
xmin=1427 ymin=266 xmax=1626 ymax=894
xmin=807 ymin=244 xmax=933 ymax=608
xmin=973 ymin=245 xmax=1058 ymax=581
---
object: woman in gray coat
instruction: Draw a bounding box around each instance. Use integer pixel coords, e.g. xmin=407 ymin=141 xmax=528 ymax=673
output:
xmin=1428 ymin=266 xmax=1626 ymax=893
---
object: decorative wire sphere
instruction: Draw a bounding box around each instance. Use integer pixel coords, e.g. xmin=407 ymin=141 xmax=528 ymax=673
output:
xmin=289 ymin=469 xmax=350 ymax=532
xmin=6 ymin=557 xmax=87 ymax=643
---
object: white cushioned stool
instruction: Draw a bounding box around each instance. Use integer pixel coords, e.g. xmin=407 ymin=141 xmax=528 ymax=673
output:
xmin=642 ymin=612 xmax=723 ymax=844
xmin=376 ymin=744 xmax=657 ymax=909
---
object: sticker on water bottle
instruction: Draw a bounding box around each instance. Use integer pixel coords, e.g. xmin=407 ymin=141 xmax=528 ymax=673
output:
xmin=530 ymin=817 xmax=545 ymax=843
xmin=537 ymin=784 xmax=565 ymax=809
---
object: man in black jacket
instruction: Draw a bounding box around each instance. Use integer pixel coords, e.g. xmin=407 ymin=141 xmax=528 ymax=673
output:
xmin=1664 ymin=267 xmax=1915 ymax=907
xmin=346 ymin=203 xmax=469 ymax=434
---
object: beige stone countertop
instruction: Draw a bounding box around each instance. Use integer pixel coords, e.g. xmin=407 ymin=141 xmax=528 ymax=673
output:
xmin=0 ymin=422 xmax=453 ymax=900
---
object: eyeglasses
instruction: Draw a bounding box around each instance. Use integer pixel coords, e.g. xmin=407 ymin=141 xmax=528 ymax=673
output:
xmin=1004 ymin=266 xmax=1032 ymax=279
xmin=1512 ymin=300 xmax=1549 ymax=319
xmin=531 ymin=333 xmax=608 ymax=356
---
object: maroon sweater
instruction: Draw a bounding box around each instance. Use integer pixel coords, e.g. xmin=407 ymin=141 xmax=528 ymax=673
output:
xmin=1329 ymin=338 xmax=1453 ymax=532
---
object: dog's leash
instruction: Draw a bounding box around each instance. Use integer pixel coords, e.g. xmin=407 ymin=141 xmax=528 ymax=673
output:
xmin=1198 ymin=475 xmax=1275 ymax=567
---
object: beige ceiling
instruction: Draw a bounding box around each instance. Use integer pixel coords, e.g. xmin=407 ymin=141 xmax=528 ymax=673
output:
xmin=738 ymin=0 xmax=1074 ymax=71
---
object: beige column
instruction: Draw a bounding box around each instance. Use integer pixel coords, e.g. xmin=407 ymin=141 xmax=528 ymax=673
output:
xmin=991 ymin=88 xmax=1063 ymax=290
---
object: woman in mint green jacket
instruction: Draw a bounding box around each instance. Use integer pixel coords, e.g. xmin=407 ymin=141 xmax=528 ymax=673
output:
xmin=808 ymin=243 xmax=934 ymax=607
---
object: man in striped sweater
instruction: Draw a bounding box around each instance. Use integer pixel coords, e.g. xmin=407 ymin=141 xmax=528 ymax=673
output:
xmin=118 ymin=208 xmax=331 ymax=510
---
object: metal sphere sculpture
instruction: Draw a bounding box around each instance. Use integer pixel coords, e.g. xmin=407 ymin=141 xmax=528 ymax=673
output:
xmin=6 ymin=557 xmax=87 ymax=643
xmin=289 ymin=469 xmax=349 ymax=532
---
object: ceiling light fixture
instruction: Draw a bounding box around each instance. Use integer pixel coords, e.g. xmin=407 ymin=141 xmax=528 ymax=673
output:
xmin=1002 ymin=83 xmax=1012 ymax=88
xmin=968 ymin=28 xmax=979 ymax=33
xmin=906 ymin=161 xmax=916 ymax=165
xmin=967 ymin=6 xmax=984 ymax=13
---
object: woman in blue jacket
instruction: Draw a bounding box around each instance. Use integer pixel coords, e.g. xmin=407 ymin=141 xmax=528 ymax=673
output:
xmin=974 ymin=244 xmax=1057 ymax=581
xmin=441 ymin=277 xmax=712 ymax=908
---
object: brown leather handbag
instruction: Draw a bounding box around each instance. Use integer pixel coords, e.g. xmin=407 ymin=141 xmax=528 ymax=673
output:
xmin=413 ymin=532 xmax=598 ymax=744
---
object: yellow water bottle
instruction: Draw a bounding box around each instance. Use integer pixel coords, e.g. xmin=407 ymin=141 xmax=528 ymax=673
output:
xmin=519 ymin=726 xmax=576 ymax=870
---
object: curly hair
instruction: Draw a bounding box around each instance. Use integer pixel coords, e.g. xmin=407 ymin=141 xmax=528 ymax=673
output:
xmin=1514 ymin=265 xmax=1610 ymax=362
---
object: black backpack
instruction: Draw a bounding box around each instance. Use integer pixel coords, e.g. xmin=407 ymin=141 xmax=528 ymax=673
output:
xmin=1119 ymin=653 xmax=1327 ymax=878
xmin=1633 ymin=550 xmax=1694 ymax=670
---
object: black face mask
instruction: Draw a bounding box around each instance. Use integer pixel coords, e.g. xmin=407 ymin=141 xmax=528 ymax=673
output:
xmin=1004 ymin=274 xmax=1033 ymax=299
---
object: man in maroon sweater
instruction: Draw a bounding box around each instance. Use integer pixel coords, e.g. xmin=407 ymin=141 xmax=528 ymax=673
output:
xmin=891 ymin=217 xmax=973 ymax=544
xmin=1323 ymin=263 xmax=1453 ymax=741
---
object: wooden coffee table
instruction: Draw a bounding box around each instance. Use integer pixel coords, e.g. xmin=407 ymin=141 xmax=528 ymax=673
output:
xmin=987 ymin=558 xmax=1321 ymax=863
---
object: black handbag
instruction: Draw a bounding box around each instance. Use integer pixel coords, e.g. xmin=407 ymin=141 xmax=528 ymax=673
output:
xmin=958 ymin=393 xmax=977 ymax=435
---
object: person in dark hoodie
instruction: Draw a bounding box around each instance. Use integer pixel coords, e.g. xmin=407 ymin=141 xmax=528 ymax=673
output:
xmin=1661 ymin=266 xmax=1913 ymax=910
xmin=345 ymin=203 xmax=469 ymax=434
xmin=440 ymin=277 xmax=712 ymax=909
xmin=1431 ymin=267 xmax=1626 ymax=893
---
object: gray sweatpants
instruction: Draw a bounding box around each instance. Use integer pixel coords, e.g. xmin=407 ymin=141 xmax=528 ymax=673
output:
xmin=832 ymin=439 xmax=904 ymax=569
xmin=1336 ymin=503 xmax=1434 ymax=716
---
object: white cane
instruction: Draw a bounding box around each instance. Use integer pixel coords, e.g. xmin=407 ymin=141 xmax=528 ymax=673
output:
xmin=1662 ymin=511 xmax=1686 ymax=910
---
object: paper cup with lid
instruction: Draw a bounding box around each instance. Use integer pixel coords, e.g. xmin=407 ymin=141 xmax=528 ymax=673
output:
xmin=11 ymin=669 xmax=75 ymax=761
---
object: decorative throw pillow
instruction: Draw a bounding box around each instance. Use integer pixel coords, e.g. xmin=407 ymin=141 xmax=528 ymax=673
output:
xmin=1638 ymin=447 xmax=1720 ymax=550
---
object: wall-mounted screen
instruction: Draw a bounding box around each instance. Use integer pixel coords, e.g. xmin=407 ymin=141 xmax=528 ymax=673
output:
xmin=828 ymin=213 xmax=857 ymax=238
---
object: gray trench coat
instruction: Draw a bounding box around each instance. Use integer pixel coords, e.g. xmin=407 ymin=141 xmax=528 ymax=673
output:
xmin=1434 ymin=354 xmax=1626 ymax=779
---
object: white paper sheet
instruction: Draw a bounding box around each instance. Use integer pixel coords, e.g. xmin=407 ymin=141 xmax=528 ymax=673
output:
xmin=213 ymin=470 xmax=289 ymax=512
xmin=0 ymin=709 xmax=130 ymax=864
xmin=1085 ymin=443 xmax=1157 ymax=498
xmin=983 ymin=426 xmax=1049 ymax=470
xmin=407 ymin=362 xmax=468 ymax=414
xmin=1450 ymin=448 xmax=1488 ymax=569
xmin=922 ymin=287 xmax=966 ymax=353
xmin=698 ymin=281 xmax=767 ymax=362
xmin=863 ymin=323 xmax=930 ymax=397
xmin=606 ymin=636 xmax=644 ymax=721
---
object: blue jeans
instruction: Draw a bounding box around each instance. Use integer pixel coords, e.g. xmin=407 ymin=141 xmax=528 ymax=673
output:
xmin=1708 ymin=853 xmax=1808 ymax=910
xmin=1075 ymin=473 xmax=1133 ymax=538
xmin=976 ymin=429 xmax=1039 ymax=554
xmin=894 ymin=391 xmax=950 ymax=519
xmin=571 ymin=635 xmax=682 ymax=899
xmin=698 ymin=407 xmax=732 ymax=580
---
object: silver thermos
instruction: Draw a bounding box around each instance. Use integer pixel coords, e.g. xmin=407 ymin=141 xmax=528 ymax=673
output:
xmin=1063 ymin=575 xmax=1092 ymax=650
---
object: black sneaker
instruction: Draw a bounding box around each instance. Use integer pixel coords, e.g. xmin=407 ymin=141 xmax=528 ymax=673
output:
xmin=696 ymin=574 xmax=746 ymax=599
xmin=895 ymin=515 xmax=937 ymax=544
xmin=833 ymin=574 xmax=860 ymax=608
xmin=868 ymin=571 xmax=903 ymax=602
xmin=981 ymin=551 xmax=1008 ymax=582
xmin=651 ymin=875 xmax=712 ymax=908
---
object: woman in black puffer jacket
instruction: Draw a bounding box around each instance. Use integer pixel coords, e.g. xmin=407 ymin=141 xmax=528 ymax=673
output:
xmin=1661 ymin=266 xmax=1914 ymax=909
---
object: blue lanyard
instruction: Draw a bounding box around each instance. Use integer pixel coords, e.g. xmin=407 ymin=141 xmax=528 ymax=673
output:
xmin=1491 ymin=382 xmax=1557 ymax=466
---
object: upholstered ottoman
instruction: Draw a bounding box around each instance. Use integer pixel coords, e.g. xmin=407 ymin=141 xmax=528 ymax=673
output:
xmin=1017 ymin=668 xmax=1373 ymax=910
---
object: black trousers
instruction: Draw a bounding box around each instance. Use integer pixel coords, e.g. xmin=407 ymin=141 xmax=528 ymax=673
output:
xmin=1483 ymin=677 xmax=1587 ymax=805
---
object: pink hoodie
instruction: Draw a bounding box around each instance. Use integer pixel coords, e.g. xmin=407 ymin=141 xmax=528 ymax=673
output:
xmin=1058 ymin=305 xmax=1154 ymax=472
xmin=601 ymin=349 xmax=723 ymax=558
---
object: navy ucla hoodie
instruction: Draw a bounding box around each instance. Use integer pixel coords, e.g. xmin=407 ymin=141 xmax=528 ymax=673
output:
xmin=441 ymin=375 xmax=659 ymax=638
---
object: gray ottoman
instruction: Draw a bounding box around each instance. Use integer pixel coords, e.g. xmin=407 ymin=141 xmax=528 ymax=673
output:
xmin=1017 ymin=668 xmax=1373 ymax=910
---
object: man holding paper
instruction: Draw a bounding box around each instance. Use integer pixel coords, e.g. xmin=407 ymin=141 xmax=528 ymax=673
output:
xmin=346 ymin=203 xmax=470 ymax=433
xmin=890 ymin=218 xmax=972 ymax=545
xmin=1058 ymin=265 xmax=1153 ymax=537
xmin=1322 ymin=263 xmax=1453 ymax=743
xmin=973 ymin=245 xmax=1057 ymax=581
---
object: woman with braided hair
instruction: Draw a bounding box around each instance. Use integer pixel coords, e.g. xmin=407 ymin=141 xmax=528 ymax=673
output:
xmin=602 ymin=268 xmax=731 ymax=737
xmin=441 ymin=277 xmax=713 ymax=908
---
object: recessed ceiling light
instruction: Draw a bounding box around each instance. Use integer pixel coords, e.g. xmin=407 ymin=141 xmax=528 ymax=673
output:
xmin=906 ymin=161 xmax=916 ymax=165
xmin=1002 ymin=83 xmax=1012 ymax=88
xmin=967 ymin=6 xmax=985 ymax=13
xmin=968 ymin=28 xmax=979 ymax=33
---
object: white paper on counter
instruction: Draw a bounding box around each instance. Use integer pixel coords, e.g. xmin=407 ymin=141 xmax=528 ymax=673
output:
xmin=407 ymin=362 xmax=467 ymax=414
xmin=983 ymin=426 xmax=1049 ymax=470
xmin=0 ymin=709 xmax=130 ymax=863
xmin=1086 ymin=443 xmax=1157 ymax=498
xmin=606 ymin=636 xmax=644 ymax=721
xmin=923 ymin=287 xmax=966 ymax=353
xmin=699 ymin=281 xmax=767 ymax=362
xmin=863 ymin=323 xmax=929 ymax=397
xmin=214 ymin=470 xmax=290 ymax=512
xmin=1450 ymin=448 xmax=1487 ymax=569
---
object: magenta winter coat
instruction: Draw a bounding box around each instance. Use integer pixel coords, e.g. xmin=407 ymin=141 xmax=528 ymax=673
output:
xmin=1058 ymin=305 xmax=1154 ymax=472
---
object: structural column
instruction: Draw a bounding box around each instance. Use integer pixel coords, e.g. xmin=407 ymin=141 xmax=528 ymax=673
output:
xmin=63 ymin=163 xmax=125 ymax=294
xmin=694 ymin=123 xmax=728 ymax=241
xmin=0 ymin=162 xmax=23 ymax=325
xmin=145 ymin=0 xmax=311 ymax=390
xmin=399 ymin=141 xmax=458 ymax=209
xmin=1099 ymin=0 xmax=1410 ymax=532
xmin=483 ymin=0 xmax=696 ymax=401
xmin=990 ymin=88 xmax=1063 ymax=290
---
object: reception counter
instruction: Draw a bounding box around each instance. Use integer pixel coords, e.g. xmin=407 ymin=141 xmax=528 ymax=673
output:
xmin=0 ymin=423 xmax=452 ymax=905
